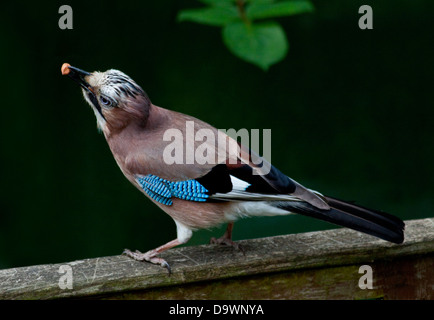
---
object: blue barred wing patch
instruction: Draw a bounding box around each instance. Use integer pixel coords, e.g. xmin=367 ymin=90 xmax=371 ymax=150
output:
xmin=137 ymin=175 xmax=173 ymax=205
xmin=169 ymin=179 xmax=209 ymax=202
xmin=136 ymin=174 xmax=209 ymax=206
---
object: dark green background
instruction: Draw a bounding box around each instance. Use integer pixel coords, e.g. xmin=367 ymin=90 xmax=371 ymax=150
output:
xmin=0 ymin=1 xmax=432 ymax=269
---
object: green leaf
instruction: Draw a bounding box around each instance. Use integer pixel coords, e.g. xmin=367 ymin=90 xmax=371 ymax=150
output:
xmin=177 ymin=6 xmax=240 ymax=27
xmin=223 ymin=21 xmax=288 ymax=70
xmin=246 ymin=0 xmax=314 ymax=21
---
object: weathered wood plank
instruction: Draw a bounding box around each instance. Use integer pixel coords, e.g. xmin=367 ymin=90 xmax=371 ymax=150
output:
xmin=106 ymin=255 xmax=433 ymax=300
xmin=0 ymin=218 xmax=433 ymax=299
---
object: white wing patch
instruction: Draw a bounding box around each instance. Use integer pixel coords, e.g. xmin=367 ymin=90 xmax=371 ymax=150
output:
xmin=230 ymin=175 xmax=251 ymax=191
xmin=209 ymin=175 xmax=326 ymax=204
xmin=210 ymin=175 xmax=301 ymax=202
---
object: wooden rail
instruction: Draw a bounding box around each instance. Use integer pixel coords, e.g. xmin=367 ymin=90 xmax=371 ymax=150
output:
xmin=0 ymin=218 xmax=433 ymax=299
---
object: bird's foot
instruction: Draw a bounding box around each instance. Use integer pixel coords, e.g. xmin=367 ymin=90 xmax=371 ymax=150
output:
xmin=122 ymin=248 xmax=172 ymax=275
xmin=210 ymin=236 xmax=245 ymax=255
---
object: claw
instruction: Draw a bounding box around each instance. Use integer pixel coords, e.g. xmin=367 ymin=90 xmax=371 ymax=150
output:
xmin=236 ymin=243 xmax=246 ymax=255
xmin=122 ymin=248 xmax=172 ymax=274
xmin=122 ymin=239 xmax=181 ymax=274
xmin=122 ymin=248 xmax=133 ymax=256
xmin=210 ymin=237 xmax=245 ymax=255
xmin=161 ymin=261 xmax=172 ymax=275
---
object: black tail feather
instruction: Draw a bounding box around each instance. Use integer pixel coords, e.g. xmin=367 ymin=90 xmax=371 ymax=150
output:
xmin=274 ymin=196 xmax=405 ymax=244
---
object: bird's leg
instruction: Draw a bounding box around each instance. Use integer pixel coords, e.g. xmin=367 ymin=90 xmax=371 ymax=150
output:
xmin=124 ymin=221 xmax=193 ymax=274
xmin=210 ymin=223 xmax=244 ymax=254
xmin=123 ymin=239 xmax=181 ymax=274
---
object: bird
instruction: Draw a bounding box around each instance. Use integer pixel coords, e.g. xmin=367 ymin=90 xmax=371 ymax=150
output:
xmin=62 ymin=63 xmax=405 ymax=273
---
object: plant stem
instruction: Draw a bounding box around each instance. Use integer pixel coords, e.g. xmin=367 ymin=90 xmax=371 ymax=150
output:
xmin=236 ymin=0 xmax=251 ymax=26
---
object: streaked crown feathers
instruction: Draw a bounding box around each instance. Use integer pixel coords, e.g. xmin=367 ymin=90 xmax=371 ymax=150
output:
xmin=87 ymin=69 xmax=146 ymax=106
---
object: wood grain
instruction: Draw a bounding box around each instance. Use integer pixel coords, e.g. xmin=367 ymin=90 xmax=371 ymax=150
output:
xmin=0 ymin=218 xmax=432 ymax=299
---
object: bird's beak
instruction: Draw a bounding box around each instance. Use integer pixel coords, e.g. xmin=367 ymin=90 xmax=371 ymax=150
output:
xmin=64 ymin=65 xmax=95 ymax=95
xmin=62 ymin=63 xmax=104 ymax=118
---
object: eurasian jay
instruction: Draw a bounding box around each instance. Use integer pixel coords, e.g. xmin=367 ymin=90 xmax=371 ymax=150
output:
xmin=62 ymin=63 xmax=405 ymax=273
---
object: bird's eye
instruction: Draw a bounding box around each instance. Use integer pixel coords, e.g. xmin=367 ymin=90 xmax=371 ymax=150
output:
xmin=100 ymin=96 xmax=111 ymax=106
